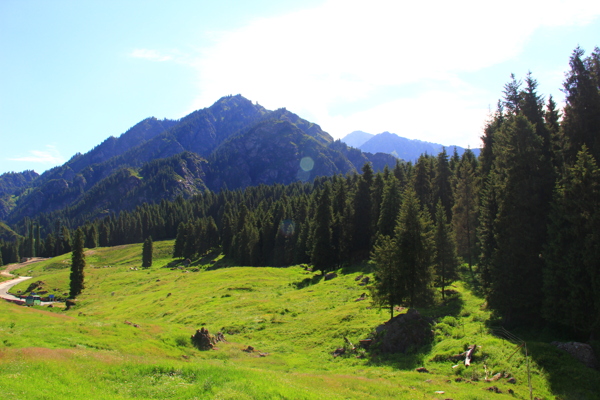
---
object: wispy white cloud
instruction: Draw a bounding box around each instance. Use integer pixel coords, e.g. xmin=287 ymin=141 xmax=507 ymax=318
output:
xmin=9 ymin=145 xmax=66 ymax=165
xmin=188 ymin=0 xmax=600 ymax=147
xmin=130 ymin=48 xmax=173 ymax=62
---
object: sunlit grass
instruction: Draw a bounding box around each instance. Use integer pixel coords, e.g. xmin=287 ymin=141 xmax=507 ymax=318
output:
xmin=1 ymin=242 xmax=598 ymax=399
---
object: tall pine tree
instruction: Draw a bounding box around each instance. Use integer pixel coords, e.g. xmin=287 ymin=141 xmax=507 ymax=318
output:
xmin=310 ymin=183 xmax=335 ymax=272
xmin=142 ymin=236 xmax=153 ymax=268
xmin=69 ymin=228 xmax=86 ymax=299
xmin=373 ymin=187 xmax=434 ymax=308
xmin=543 ymin=147 xmax=600 ymax=338
xmin=433 ymin=201 xmax=458 ymax=301
xmin=482 ymin=115 xmax=553 ymax=324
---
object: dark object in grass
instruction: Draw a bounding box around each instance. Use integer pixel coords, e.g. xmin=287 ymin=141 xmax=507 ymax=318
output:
xmin=243 ymin=345 xmax=255 ymax=352
xmin=370 ymin=308 xmax=434 ymax=354
xmin=65 ymin=299 xmax=76 ymax=310
xmin=26 ymin=280 xmax=45 ymax=293
xmin=332 ymin=348 xmax=345 ymax=357
xmin=484 ymin=386 xmax=502 ymax=393
xmin=191 ymin=327 xmax=225 ymax=350
xmin=551 ymin=341 xmax=598 ymax=369
xmin=416 ymin=367 xmax=429 ymax=373
xmin=324 ymin=272 xmax=337 ymax=281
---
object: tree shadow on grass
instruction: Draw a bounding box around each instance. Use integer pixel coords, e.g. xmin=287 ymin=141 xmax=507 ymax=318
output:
xmin=338 ymin=261 xmax=373 ymax=276
xmin=528 ymin=340 xmax=600 ymax=399
xmin=362 ymin=292 xmax=465 ymax=371
xmin=364 ymin=343 xmax=434 ymax=370
xmin=291 ymin=272 xmax=323 ymax=289
xmin=492 ymin=324 xmax=600 ymax=400
xmin=457 ymin=264 xmax=486 ymax=298
xmin=415 ymin=290 xmax=466 ymax=320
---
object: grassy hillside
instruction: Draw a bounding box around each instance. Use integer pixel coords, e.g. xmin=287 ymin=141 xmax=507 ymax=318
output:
xmin=1 ymin=241 xmax=598 ymax=399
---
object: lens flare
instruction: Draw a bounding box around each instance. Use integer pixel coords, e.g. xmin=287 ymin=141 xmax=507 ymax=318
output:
xmin=300 ymin=157 xmax=314 ymax=172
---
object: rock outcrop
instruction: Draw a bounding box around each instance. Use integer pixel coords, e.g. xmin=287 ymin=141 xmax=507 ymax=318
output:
xmin=191 ymin=327 xmax=226 ymax=350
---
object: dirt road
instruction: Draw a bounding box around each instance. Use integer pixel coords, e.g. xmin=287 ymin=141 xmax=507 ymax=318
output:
xmin=0 ymin=257 xmax=49 ymax=277
xmin=0 ymin=276 xmax=33 ymax=302
xmin=0 ymin=258 xmax=54 ymax=304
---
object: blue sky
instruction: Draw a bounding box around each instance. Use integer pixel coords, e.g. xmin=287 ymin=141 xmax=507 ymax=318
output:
xmin=1 ymin=0 xmax=599 ymax=175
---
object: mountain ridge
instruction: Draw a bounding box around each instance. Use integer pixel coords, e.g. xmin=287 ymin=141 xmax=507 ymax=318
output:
xmin=1 ymin=95 xmax=397 ymax=227
xmin=341 ymin=130 xmax=480 ymax=162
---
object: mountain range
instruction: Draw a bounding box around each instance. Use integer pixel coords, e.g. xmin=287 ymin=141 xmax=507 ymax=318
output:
xmin=0 ymin=95 xmax=397 ymax=227
xmin=341 ymin=131 xmax=480 ymax=162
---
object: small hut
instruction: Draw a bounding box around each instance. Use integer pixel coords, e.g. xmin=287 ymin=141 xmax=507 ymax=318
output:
xmin=25 ymin=295 xmax=41 ymax=306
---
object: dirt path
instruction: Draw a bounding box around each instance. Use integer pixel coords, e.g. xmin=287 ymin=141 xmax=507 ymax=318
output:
xmin=1 ymin=258 xmax=56 ymax=305
xmin=0 ymin=257 xmax=49 ymax=277
xmin=0 ymin=276 xmax=33 ymax=303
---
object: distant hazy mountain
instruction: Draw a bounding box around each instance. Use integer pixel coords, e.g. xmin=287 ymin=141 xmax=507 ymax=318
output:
xmin=2 ymin=95 xmax=397 ymax=226
xmin=341 ymin=131 xmax=374 ymax=148
xmin=341 ymin=131 xmax=480 ymax=162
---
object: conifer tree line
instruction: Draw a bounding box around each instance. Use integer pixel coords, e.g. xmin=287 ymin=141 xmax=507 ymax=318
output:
xmin=0 ymin=46 xmax=598 ymax=337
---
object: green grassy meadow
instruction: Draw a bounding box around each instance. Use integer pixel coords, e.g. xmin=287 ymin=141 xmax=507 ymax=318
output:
xmin=1 ymin=240 xmax=598 ymax=399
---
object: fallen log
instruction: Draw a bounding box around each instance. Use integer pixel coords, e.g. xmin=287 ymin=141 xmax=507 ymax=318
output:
xmin=465 ymin=345 xmax=476 ymax=367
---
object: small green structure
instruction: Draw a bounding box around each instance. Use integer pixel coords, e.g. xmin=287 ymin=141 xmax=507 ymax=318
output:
xmin=25 ymin=295 xmax=41 ymax=306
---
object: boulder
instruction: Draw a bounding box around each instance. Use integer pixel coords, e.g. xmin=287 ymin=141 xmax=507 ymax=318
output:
xmin=324 ymin=272 xmax=337 ymax=281
xmin=551 ymin=341 xmax=598 ymax=369
xmin=371 ymin=309 xmax=433 ymax=354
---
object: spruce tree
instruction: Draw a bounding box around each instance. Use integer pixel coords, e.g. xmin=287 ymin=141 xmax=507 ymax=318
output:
xmin=34 ymin=224 xmax=41 ymax=257
xmin=377 ymin=174 xmax=401 ymax=237
xmin=452 ymin=151 xmax=479 ymax=274
xmin=142 ymin=236 xmax=153 ymax=268
xmin=483 ymin=115 xmax=553 ymax=324
xmin=173 ymin=222 xmax=186 ymax=259
xmin=434 ymin=148 xmax=453 ymax=221
xmin=331 ymin=176 xmax=351 ymax=265
xmin=543 ymin=147 xmax=600 ymax=338
xmin=99 ymin=221 xmax=111 ymax=247
xmin=562 ymin=47 xmax=600 ymax=163
xmin=433 ymin=201 xmax=458 ymax=301
xmin=388 ymin=187 xmax=434 ymax=307
xmin=413 ymin=154 xmax=434 ymax=215
xmin=44 ymin=234 xmax=56 ymax=258
xmin=310 ymin=183 xmax=335 ymax=272
xmin=69 ymin=229 xmax=85 ymax=299
xmin=371 ymin=235 xmax=402 ymax=319
xmin=85 ymin=224 xmax=98 ymax=249
xmin=351 ymin=163 xmax=374 ymax=258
